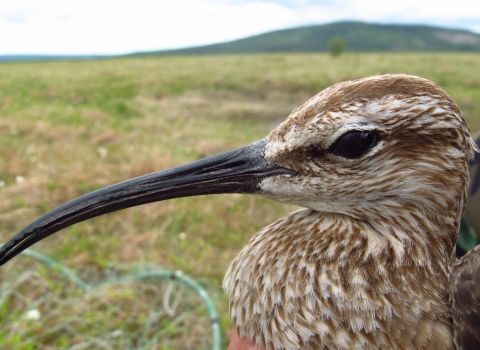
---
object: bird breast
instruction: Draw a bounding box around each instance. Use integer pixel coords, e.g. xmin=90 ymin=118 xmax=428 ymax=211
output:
xmin=223 ymin=208 xmax=453 ymax=350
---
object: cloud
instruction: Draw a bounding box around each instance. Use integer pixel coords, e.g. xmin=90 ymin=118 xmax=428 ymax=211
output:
xmin=0 ymin=0 xmax=479 ymax=55
xmin=0 ymin=0 xmax=297 ymax=54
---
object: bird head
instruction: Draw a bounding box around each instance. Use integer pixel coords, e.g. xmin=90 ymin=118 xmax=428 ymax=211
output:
xmin=0 ymin=74 xmax=476 ymax=265
xmin=260 ymin=75 xmax=477 ymax=247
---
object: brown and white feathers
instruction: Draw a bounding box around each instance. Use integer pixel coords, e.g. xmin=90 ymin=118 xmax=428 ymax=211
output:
xmin=223 ymin=75 xmax=479 ymax=349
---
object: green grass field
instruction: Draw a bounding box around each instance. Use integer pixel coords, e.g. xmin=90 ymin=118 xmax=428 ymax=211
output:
xmin=0 ymin=53 xmax=479 ymax=349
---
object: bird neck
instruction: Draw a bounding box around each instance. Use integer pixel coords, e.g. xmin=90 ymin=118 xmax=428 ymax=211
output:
xmin=224 ymin=208 xmax=454 ymax=349
xmin=359 ymin=203 xmax=458 ymax=278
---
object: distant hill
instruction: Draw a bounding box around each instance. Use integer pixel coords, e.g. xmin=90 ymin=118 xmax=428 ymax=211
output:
xmin=1 ymin=22 xmax=480 ymax=63
xmin=131 ymin=22 xmax=480 ymax=56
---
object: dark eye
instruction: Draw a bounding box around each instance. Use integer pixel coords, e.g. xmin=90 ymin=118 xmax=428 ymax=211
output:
xmin=330 ymin=131 xmax=378 ymax=158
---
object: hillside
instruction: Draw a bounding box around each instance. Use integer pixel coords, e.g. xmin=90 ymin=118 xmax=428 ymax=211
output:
xmin=132 ymin=21 xmax=480 ymax=56
xmin=2 ymin=22 xmax=480 ymax=63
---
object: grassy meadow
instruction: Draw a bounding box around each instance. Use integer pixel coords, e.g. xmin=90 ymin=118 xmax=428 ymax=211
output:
xmin=0 ymin=53 xmax=480 ymax=349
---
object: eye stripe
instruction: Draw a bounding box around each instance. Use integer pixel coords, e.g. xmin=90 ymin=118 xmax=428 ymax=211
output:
xmin=330 ymin=131 xmax=379 ymax=158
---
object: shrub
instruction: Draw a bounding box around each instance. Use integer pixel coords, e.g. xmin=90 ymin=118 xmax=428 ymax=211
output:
xmin=328 ymin=36 xmax=347 ymax=56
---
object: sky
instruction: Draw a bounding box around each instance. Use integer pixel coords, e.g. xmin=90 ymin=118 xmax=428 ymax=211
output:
xmin=1 ymin=0 xmax=480 ymax=55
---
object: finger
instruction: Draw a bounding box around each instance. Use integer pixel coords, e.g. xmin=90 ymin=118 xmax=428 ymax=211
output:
xmin=228 ymin=329 xmax=262 ymax=350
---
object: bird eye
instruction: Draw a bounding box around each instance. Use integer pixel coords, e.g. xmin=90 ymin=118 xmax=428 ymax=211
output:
xmin=330 ymin=131 xmax=378 ymax=158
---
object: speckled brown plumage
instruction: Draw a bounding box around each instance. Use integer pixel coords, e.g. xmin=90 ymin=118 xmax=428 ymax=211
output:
xmin=223 ymin=75 xmax=479 ymax=349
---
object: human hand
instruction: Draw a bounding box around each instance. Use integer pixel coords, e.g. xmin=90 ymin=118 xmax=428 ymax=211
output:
xmin=228 ymin=329 xmax=262 ymax=350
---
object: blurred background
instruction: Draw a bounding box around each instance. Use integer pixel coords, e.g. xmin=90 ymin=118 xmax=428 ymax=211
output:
xmin=1 ymin=1 xmax=479 ymax=349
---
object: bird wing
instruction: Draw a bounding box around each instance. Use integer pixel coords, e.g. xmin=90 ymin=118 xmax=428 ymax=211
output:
xmin=451 ymin=244 xmax=480 ymax=349
xmin=464 ymin=135 xmax=480 ymax=241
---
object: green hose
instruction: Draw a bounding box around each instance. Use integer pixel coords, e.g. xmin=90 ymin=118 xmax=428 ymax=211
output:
xmin=17 ymin=247 xmax=91 ymax=290
xmin=113 ymin=271 xmax=221 ymax=350
xmin=0 ymin=243 xmax=222 ymax=350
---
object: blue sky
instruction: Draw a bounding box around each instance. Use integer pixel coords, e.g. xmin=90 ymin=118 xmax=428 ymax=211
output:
xmin=1 ymin=0 xmax=479 ymax=55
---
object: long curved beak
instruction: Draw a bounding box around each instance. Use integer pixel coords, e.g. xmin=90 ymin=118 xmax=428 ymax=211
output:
xmin=0 ymin=139 xmax=295 ymax=265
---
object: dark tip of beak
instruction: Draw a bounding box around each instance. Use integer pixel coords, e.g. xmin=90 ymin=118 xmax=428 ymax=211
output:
xmin=0 ymin=139 xmax=296 ymax=265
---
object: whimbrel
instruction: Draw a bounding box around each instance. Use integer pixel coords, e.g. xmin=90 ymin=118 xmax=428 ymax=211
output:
xmin=0 ymin=75 xmax=479 ymax=349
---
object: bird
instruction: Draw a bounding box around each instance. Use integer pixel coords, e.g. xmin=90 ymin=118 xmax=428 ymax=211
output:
xmin=0 ymin=74 xmax=479 ymax=349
